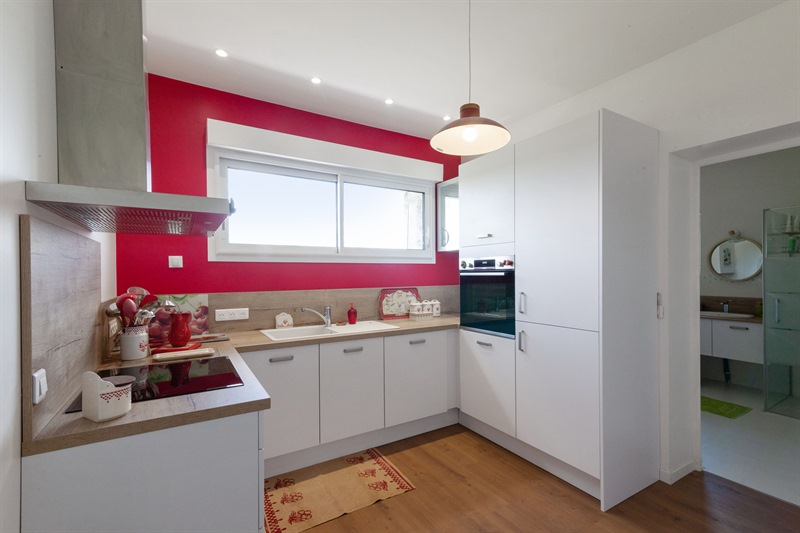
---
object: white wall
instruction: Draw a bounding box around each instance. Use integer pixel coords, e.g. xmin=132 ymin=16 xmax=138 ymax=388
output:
xmin=700 ymin=147 xmax=800 ymax=298
xmin=507 ymin=1 xmax=800 ymax=483
xmin=0 ymin=3 xmax=116 ymax=531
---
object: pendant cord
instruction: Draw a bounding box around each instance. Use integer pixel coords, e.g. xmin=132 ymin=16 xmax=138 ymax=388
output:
xmin=468 ymin=0 xmax=472 ymax=103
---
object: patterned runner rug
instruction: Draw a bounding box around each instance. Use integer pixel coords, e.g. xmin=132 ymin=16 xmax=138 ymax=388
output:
xmin=264 ymin=448 xmax=415 ymax=533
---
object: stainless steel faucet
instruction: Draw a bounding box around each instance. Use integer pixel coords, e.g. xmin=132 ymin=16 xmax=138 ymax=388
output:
xmin=295 ymin=306 xmax=332 ymax=326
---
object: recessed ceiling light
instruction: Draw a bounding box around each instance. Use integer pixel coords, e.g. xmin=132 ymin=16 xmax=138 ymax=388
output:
xmin=385 ymin=98 xmax=394 ymax=105
xmin=215 ymin=48 xmax=229 ymax=58
xmin=311 ymin=77 xmax=322 ymax=84
xmin=443 ymin=115 xmax=452 ymax=121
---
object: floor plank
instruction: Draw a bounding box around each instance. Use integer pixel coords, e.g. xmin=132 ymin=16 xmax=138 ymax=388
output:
xmin=311 ymin=424 xmax=799 ymax=533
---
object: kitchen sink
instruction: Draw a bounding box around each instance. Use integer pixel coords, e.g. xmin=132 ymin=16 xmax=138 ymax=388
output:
xmin=260 ymin=320 xmax=400 ymax=341
xmin=699 ymin=311 xmax=754 ymax=319
xmin=327 ymin=320 xmax=400 ymax=333
xmin=260 ymin=325 xmax=341 ymax=341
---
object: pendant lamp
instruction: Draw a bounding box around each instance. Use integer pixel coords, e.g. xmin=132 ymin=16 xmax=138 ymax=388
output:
xmin=431 ymin=0 xmax=510 ymax=156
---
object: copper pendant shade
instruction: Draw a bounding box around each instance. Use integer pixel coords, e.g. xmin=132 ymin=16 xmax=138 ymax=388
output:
xmin=430 ymin=103 xmax=511 ymax=156
xmin=430 ymin=0 xmax=511 ymax=156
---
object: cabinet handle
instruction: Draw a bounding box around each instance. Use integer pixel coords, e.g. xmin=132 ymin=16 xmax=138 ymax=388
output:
xmin=476 ymin=340 xmax=493 ymax=347
xmin=519 ymin=292 xmax=527 ymax=314
xmin=728 ymin=326 xmax=749 ymax=331
xmin=269 ymin=355 xmax=294 ymax=363
xmin=518 ymin=330 xmax=526 ymax=353
xmin=343 ymin=347 xmax=364 ymax=354
xmin=476 ymin=233 xmax=493 ymax=239
xmin=409 ymin=339 xmax=426 ymax=345
xmin=775 ymin=298 xmax=780 ymax=323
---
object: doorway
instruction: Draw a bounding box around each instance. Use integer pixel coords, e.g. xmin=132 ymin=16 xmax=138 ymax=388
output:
xmin=673 ymin=125 xmax=800 ymax=506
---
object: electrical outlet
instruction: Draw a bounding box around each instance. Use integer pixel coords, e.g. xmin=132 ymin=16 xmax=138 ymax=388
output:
xmin=215 ymin=308 xmax=250 ymax=321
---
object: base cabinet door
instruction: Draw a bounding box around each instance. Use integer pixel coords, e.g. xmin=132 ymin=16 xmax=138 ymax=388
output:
xmin=320 ymin=337 xmax=384 ymax=443
xmin=459 ymin=329 xmax=516 ymax=436
xmin=22 ymin=413 xmax=263 ymax=533
xmin=516 ymin=322 xmax=600 ymax=478
xmin=385 ymin=331 xmax=448 ymax=427
xmin=241 ymin=346 xmax=320 ymax=458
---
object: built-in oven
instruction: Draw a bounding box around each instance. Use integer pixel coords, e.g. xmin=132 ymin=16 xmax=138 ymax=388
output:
xmin=460 ymin=255 xmax=515 ymax=338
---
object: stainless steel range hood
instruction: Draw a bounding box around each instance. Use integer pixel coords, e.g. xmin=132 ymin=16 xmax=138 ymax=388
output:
xmin=25 ymin=0 xmax=231 ymax=236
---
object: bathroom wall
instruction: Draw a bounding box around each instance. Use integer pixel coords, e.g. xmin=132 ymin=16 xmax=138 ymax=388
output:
xmin=700 ymin=146 xmax=800 ymax=298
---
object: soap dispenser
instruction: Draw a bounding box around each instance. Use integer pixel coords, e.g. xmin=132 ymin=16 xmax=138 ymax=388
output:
xmin=348 ymin=303 xmax=358 ymax=324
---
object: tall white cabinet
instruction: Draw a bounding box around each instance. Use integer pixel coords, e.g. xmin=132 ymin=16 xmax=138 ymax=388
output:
xmin=514 ymin=109 xmax=660 ymax=510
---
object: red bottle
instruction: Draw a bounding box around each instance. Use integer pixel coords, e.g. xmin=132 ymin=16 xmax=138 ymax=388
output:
xmin=347 ymin=303 xmax=357 ymax=324
xmin=169 ymin=312 xmax=192 ymax=347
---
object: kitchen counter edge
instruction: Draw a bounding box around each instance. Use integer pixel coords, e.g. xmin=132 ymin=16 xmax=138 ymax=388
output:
xmin=22 ymin=344 xmax=270 ymax=457
xmin=229 ymin=315 xmax=461 ymax=353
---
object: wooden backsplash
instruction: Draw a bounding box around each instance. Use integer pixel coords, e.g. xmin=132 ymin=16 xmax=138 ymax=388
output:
xmin=20 ymin=215 xmax=103 ymax=442
xmin=208 ymin=285 xmax=459 ymax=332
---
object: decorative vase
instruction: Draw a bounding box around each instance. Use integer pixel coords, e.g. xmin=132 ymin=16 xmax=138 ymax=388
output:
xmin=169 ymin=312 xmax=192 ymax=347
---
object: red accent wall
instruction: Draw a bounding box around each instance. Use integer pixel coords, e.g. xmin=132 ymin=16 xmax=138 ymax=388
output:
xmin=116 ymin=75 xmax=460 ymax=294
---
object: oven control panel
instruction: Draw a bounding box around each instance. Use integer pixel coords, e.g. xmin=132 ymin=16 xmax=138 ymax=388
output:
xmin=460 ymin=255 xmax=514 ymax=271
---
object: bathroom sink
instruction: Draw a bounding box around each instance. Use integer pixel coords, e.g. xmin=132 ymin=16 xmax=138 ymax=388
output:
xmin=260 ymin=325 xmax=341 ymax=341
xmin=327 ymin=320 xmax=400 ymax=334
xmin=700 ymin=311 xmax=754 ymax=319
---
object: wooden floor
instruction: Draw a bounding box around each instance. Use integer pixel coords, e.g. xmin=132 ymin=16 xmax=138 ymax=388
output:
xmin=312 ymin=424 xmax=799 ymax=533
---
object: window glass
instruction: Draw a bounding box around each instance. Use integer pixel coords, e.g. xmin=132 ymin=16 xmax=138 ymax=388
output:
xmin=227 ymin=167 xmax=337 ymax=247
xmin=210 ymin=152 xmax=435 ymax=264
xmin=343 ymin=182 xmax=424 ymax=250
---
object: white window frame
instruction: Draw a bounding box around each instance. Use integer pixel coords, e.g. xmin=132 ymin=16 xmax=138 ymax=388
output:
xmin=208 ymin=147 xmax=436 ymax=264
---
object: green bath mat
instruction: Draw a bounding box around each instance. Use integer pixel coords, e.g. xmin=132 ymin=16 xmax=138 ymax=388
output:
xmin=701 ymin=396 xmax=752 ymax=419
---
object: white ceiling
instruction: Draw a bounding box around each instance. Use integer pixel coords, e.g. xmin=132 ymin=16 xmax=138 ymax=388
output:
xmin=143 ymin=0 xmax=783 ymax=140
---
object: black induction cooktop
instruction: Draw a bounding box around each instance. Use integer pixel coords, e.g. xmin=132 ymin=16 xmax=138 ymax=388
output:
xmin=65 ymin=356 xmax=243 ymax=413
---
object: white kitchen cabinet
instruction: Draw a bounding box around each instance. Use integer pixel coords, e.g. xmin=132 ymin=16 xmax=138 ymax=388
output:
xmin=385 ymin=331 xmax=448 ymax=427
xmin=711 ymin=320 xmax=764 ymax=364
xmin=459 ymin=329 xmax=515 ymax=436
xmin=459 ymin=143 xmax=514 ymax=248
xmin=515 ymin=114 xmax=598 ymax=332
xmin=241 ymin=346 xmax=319 ymax=458
xmin=701 ymin=318 xmax=713 ymax=356
xmin=516 ymin=323 xmax=600 ymax=477
xmin=513 ymin=109 xmax=659 ymax=510
xmin=320 ymin=337 xmax=384 ymax=443
xmin=22 ymin=412 xmax=264 ymax=533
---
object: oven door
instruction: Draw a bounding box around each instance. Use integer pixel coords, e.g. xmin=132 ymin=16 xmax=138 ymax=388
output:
xmin=460 ymin=270 xmax=515 ymax=338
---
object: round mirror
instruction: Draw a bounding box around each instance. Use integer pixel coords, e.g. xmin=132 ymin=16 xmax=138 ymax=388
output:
xmin=709 ymin=238 xmax=763 ymax=281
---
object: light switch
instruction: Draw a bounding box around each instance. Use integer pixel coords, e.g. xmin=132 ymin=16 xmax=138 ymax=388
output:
xmin=168 ymin=255 xmax=183 ymax=268
xmin=32 ymin=369 xmax=47 ymax=404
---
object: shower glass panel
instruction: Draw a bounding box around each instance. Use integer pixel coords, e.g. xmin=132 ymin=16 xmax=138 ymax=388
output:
xmin=763 ymin=206 xmax=800 ymax=418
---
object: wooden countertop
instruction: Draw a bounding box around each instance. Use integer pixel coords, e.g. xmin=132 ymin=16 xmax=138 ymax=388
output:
xmin=22 ymin=343 xmax=270 ymax=457
xmin=23 ymin=316 xmax=459 ymax=457
xmin=229 ymin=315 xmax=461 ymax=352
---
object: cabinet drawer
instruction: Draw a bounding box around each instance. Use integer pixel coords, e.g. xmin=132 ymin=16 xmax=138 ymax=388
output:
xmin=711 ymin=320 xmax=763 ymax=364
